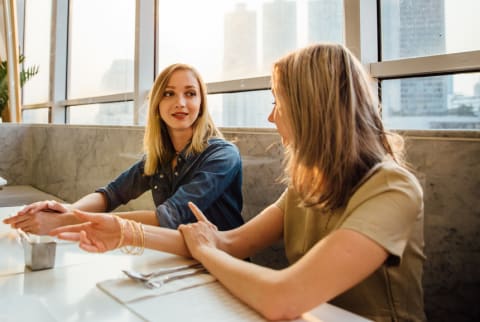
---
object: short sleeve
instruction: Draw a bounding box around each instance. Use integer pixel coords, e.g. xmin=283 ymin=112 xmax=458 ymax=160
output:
xmin=340 ymin=165 xmax=423 ymax=263
xmin=274 ymin=188 xmax=289 ymax=211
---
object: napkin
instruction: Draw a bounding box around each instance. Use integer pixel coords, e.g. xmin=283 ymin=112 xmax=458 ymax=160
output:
xmin=97 ymin=270 xmax=216 ymax=303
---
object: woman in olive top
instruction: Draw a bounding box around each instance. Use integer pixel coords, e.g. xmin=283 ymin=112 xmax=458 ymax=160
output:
xmin=50 ymin=44 xmax=425 ymax=322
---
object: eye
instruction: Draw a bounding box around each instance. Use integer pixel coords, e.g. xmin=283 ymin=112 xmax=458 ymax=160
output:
xmin=163 ymin=90 xmax=174 ymax=97
xmin=272 ymin=101 xmax=276 ymax=105
xmin=186 ymin=91 xmax=197 ymax=97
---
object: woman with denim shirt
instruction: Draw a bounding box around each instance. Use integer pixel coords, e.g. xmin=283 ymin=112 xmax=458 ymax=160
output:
xmin=4 ymin=63 xmax=243 ymax=234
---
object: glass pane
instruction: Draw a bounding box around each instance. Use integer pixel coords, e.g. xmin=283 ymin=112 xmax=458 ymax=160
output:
xmin=22 ymin=0 xmax=52 ymax=104
xmin=157 ymin=0 xmax=344 ymax=82
xmin=381 ymin=0 xmax=480 ymax=60
xmin=22 ymin=108 xmax=49 ymax=124
xmin=209 ymin=90 xmax=275 ymax=128
xmin=381 ymin=73 xmax=480 ymax=130
xmin=68 ymin=0 xmax=135 ymax=99
xmin=69 ymin=102 xmax=134 ymax=125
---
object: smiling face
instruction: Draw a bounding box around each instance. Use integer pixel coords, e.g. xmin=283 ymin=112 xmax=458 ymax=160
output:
xmin=159 ymin=69 xmax=202 ymax=136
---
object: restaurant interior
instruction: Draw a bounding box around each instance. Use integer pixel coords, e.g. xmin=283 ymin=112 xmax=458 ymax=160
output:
xmin=0 ymin=1 xmax=478 ymax=321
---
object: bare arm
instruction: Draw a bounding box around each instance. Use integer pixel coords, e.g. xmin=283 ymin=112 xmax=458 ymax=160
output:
xmin=3 ymin=192 xmax=159 ymax=234
xmin=49 ymin=210 xmax=190 ymax=257
xmin=180 ymin=204 xmax=388 ymax=321
xmin=218 ymin=204 xmax=284 ymax=259
xmin=2 ymin=192 xmax=107 ymax=234
xmin=73 ymin=193 xmax=159 ymax=225
xmin=49 ymin=202 xmax=283 ymax=260
xmin=70 ymin=192 xmax=108 ymax=212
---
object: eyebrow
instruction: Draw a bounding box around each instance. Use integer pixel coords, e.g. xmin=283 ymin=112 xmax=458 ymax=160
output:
xmin=165 ymin=85 xmax=198 ymax=89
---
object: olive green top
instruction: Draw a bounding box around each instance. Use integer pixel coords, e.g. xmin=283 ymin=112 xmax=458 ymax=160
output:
xmin=275 ymin=161 xmax=426 ymax=322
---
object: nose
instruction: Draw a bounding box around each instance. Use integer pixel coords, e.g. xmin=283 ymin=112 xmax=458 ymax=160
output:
xmin=268 ymin=107 xmax=275 ymax=123
xmin=175 ymin=95 xmax=186 ymax=108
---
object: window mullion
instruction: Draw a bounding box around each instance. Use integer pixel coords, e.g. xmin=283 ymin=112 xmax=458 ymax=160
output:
xmin=49 ymin=0 xmax=68 ymax=124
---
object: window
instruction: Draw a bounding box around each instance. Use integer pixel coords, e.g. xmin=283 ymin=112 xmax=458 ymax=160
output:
xmin=22 ymin=108 xmax=49 ymax=124
xmin=378 ymin=0 xmax=480 ymax=130
xmin=22 ymin=0 xmax=52 ymax=105
xmin=68 ymin=0 xmax=135 ymax=99
xmin=157 ymin=0 xmax=344 ymax=127
xmin=381 ymin=0 xmax=480 ymax=60
xmin=157 ymin=0 xmax=344 ymax=82
xmin=68 ymin=102 xmax=134 ymax=125
xmin=382 ymin=73 xmax=480 ymax=130
xmin=16 ymin=0 xmax=479 ymax=130
xmin=209 ymin=90 xmax=275 ymax=128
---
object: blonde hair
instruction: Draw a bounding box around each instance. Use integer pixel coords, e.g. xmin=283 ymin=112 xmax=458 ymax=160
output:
xmin=143 ymin=63 xmax=222 ymax=175
xmin=273 ymin=43 xmax=405 ymax=210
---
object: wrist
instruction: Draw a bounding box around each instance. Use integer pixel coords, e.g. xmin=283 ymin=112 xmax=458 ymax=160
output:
xmin=62 ymin=212 xmax=81 ymax=226
xmin=115 ymin=217 xmax=145 ymax=255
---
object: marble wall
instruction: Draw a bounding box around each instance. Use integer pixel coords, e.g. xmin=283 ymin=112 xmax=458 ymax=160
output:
xmin=0 ymin=123 xmax=479 ymax=321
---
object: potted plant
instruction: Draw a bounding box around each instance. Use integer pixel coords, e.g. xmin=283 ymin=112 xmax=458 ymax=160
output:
xmin=0 ymin=54 xmax=39 ymax=122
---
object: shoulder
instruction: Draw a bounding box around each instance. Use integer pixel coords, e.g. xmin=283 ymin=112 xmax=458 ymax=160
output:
xmin=346 ymin=161 xmax=423 ymax=216
xmin=340 ymin=161 xmax=425 ymax=260
xmin=205 ymin=138 xmax=241 ymax=157
xmin=370 ymin=161 xmax=423 ymax=200
xmin=207 ymin=137 xmax=238 ymax=148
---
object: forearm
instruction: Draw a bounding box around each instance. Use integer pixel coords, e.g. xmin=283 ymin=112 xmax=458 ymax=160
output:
xmin=116 ymin=211 xmax=159 ymax=226
xmin=122 ymin=223 xmax=191 ymax=257
xmin=71 ymin=193 xmax=108 ymax=212
xmin=195 ymin=247 xmax=292 ymax=320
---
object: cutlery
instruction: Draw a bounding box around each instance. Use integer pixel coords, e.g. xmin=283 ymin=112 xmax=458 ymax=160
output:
xmin=122 ymin=262 xmax=203 ymax=282
xmin=144 ymin=267 xmax=208 ymax=289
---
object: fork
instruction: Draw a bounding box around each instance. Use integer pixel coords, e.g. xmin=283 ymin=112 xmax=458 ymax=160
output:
xmin=122 ymin=262 xmax=203 ymax=282
xmin=144 ymin=267 xmax=208 ymax=289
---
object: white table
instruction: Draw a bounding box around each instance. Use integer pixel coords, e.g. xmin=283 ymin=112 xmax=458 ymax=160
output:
xmin=0 ymin=206 xmax=370 ymax=322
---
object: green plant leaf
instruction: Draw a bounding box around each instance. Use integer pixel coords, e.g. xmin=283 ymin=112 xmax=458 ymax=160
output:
xmin=0 ymin=54 xmax=39 ymax=114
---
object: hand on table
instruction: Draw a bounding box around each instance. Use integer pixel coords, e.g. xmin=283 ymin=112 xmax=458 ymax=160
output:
xmin=3 ymin=200 xmax=70 ymax=235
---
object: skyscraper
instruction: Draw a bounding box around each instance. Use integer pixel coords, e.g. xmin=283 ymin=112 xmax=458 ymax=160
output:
xmin=382 ymin=0 xmax=449 ymax=116
xmin=308 ymin=0 xmax=344 ymax=44
xmin=223 ymin=3 xmax=257 ymax=80
xmin=261 ymin=0 xmax=297 ymax=73
xmin=222 ymin=1 xmax=299 ymax=127
xmin=222 ymin=3 xmax=273 ymax=127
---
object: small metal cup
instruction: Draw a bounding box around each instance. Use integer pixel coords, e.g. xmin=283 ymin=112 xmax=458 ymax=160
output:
xmin=22 ymin=236 xmax=56 ymax=271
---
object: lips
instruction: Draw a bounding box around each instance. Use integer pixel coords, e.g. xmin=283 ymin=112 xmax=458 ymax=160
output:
xmin=172 ymin=112 xmax=188 ymax=119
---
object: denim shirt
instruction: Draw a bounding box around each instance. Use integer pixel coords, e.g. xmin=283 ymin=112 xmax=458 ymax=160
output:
xmin=96 ymin=138 xmax=244 ymax=231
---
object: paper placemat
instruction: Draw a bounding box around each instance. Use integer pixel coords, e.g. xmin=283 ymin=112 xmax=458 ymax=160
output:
xmin=126 ymin=282 xmax=267 ymax=322
xmin=97 ymin=271 xmax=216 ymax=303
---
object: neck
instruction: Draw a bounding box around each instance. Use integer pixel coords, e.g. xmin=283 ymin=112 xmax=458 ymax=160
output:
xmin=169 ymin=128 xmax=193 ymax=154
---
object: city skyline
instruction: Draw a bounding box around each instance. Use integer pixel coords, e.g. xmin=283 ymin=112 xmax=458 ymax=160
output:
xmin=14 ymin=0 xmax=480 ymax=128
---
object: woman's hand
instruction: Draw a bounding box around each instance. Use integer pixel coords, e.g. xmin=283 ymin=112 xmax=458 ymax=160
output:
xmin=3 ymin=200 xmax=71 ymax=235
xmin=49 ymin=210 xmax=121 ymax=253
xmin=18 ymin=200 xmax=69 ymax=215
xmin=178 ymin=202 xmax=220 ymax=259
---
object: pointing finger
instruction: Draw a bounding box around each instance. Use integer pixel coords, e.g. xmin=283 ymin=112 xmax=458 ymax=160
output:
xmin=188 ymin=202 xmax=209 ymax=223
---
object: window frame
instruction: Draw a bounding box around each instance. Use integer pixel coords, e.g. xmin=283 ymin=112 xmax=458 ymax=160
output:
xmin=18 ymin=0 xmax=480 ymax=130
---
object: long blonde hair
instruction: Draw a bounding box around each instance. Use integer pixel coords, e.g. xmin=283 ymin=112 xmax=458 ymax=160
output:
xmin=273 ymin=43 xmax=405 ymax=210
xmin=143 ymin=63 xmax=222 ymax=175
